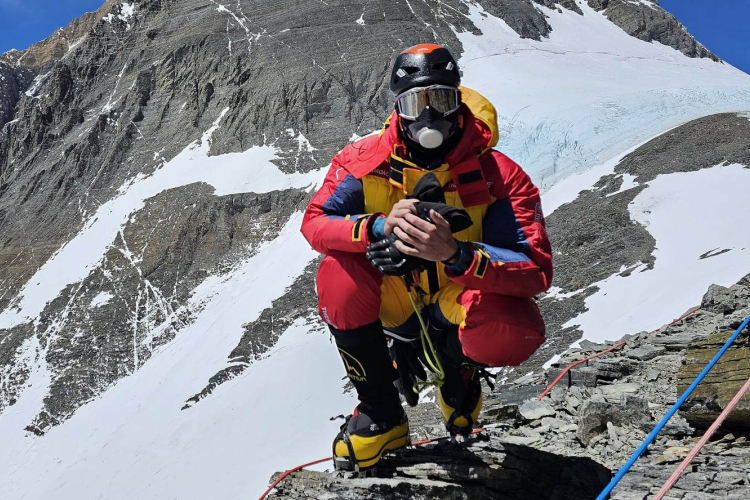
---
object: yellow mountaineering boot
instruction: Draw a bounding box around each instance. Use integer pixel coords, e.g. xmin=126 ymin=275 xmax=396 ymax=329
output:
xmin=438 ymin=365 xmax=483 ymax=437
xmin=329 ymin=321 xmax=411 ymax=472
xmin=430 ymin=326 xmax=485 ymax=437
xmin=332 ymin=407 xmax=410 ymax=472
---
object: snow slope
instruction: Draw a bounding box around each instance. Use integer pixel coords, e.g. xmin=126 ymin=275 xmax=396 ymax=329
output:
xmin=455 ymin=1 xmax=750 ymax=191
xmin=563 ymin=163 xmax=750 ymax=342
xmin=0 ymin=214 xmax=355 ymax=499
xmin=0 ymin=109 xmax=323 ymax=330
xmin=0 ymin=110 xmax=329 ymax=499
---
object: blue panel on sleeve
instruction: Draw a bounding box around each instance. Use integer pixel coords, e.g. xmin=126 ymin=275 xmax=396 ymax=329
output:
xmin=321 ymin=174 xmax=364 ymax=217
xmin=482 ymin=199 xmax=531 ymax=254
xmin=476 ymin=242 xmax=531 ymax=263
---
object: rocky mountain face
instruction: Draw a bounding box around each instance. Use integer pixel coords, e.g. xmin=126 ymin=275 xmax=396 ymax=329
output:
xmin=0 ymin=63 xmax=33 ymax=128
xmin=0 ymin=0 xmax=722 ymax=438
xmin=586 ymin=0 xmax=718 ymax=60
xmin=0 ymin=0 xmax=748 ymax=498
xmin=0 ymin=1 xmax=118 ymax=70
xmin=488 ymin=0 xmax=717 ymax=60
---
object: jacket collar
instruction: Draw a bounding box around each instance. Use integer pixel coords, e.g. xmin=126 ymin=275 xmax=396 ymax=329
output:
xmin=385 ymin=104 xmax=492 ymax=167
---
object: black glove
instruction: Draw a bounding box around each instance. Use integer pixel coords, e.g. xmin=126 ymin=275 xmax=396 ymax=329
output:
xmin=366 ymin=233 xmax=426 ymax=276
xmin=388 ymin=337 xmax=427 ymax=407
xmin=410 ymin=173 xmax=474 ymax=234
xmin=414 ymin=201 xmax=473 ymax=234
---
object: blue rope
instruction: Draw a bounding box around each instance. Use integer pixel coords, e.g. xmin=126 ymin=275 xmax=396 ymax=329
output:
xmin=595 ymin=312 xmax=750 ymax=500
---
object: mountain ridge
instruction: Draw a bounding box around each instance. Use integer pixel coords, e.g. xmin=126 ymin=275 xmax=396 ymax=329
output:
xmin=1 ymin=1 xmax=750 ymax=498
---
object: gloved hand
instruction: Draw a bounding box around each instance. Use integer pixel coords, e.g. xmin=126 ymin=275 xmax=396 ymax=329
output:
xmin=388 ymin=337 xmax=427 ymax=407
xmin=366 ymin=233 xmax=427 ymax=276
xmin=414 ymin=201 xmax=473 ymax=234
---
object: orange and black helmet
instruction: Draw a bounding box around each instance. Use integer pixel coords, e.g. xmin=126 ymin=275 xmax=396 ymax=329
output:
xmin=390 ymin=44 xmax=461 ymax=96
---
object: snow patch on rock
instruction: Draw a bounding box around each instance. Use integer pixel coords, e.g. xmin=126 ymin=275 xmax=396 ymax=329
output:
xmin=24 ymin=71 xmax=51 ymax=97
xmin=90 ymin=292 xmax=113 ymax=308
xmin=356 ymin=7 xmax=366 ymax=25
xmin=564 ymin=163 xmax=750 ymax=342
xmin=0 ymin=109 xmax=325 ymax=331
xmin=103 ymin=3 xmax=136 ymax=30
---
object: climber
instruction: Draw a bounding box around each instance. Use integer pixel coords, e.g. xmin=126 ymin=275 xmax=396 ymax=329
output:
xmin=300 ymin=43 xmax=553 ymax=473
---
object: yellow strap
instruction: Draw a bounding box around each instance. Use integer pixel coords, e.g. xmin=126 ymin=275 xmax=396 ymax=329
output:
xmin=405 ymin=283 xmax=445 ymax=394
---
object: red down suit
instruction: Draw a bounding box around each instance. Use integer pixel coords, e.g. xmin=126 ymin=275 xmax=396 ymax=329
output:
xmin=301 ymin=88 xmax=552 ymax=366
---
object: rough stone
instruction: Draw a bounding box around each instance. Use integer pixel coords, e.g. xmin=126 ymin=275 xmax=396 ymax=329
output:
xmin=269 ymin=438 xmax=611 ymax=500
xmin=518 ymin=400 xmax=556 ymax=421
xmin=546 ymin=365 xmax=599 ymax=388
xmin=599 ymin=383 xmax=642 ymax=401
xmin=577 ymin=394 xmax=650 ymax=445
xmin=627 ymin=344 xmax=667 ymax=361
xmin=678 ymin=330 xmax=750 ymax=430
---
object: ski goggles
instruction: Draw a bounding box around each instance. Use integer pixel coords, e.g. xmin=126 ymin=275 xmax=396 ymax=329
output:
xmin=395 ymin=85 xmax=461 ymax=120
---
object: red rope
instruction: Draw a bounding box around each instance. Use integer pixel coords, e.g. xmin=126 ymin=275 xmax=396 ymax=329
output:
xmin=537 ymin=306 xmax=700 ymax=401
xmin=257 ymin=429 xmax=484 ymax=500
xmin=537 ymin=341 xmax=626 ymax=400
xmin=257 ymin=457 xmax=332 ymax=500
xmin=652 ymin=374 xmax=750 ymax=500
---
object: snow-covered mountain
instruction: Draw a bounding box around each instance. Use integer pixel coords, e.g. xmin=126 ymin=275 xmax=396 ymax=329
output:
xmin=1 ymin=1 xmax=749 ymax=498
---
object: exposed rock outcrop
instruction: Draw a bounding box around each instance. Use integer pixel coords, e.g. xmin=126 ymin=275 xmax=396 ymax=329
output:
xmin=678 ymin=326 xmax=750 ymax=429
xmin=269 ymin=434 xmax=611 ymax=499
xmin=0 ymin=1 xmax=118 ymax=69
xmin=586 ymin=0 xmax=719 ymax=61
xmin=266 ymin=275 xmax=750 ymax=499
xmin=0 ymin=62 xmax=33 ymax=127
xmin=479 ymin=0 xmax=719 ymax=62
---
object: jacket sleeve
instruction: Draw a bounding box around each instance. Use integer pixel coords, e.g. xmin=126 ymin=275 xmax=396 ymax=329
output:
xmin=300 ymin=156 xmax=380 ymax=254
xmin=446 ymin=151 xmax=553 ymax=298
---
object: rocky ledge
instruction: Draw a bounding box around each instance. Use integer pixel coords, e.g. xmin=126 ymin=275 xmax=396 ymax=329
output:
xmin=268 ymin=274 xmax=750 ymax=499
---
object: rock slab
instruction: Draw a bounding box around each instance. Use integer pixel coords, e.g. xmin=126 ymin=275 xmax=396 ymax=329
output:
xmin=678 ymin=330 xmax=750 ymax=429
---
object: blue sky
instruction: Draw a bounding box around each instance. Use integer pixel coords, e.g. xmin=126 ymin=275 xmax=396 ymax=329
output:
xmin=0 ymin=1 xmax=748 ymax=75
xmin=660 ymin=0 xmax=750 ymax=74
xmin=0 ymin=0 xmax=103 ymax=54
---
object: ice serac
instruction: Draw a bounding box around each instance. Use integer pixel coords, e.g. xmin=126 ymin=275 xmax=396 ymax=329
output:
xmin=456 ymin=1 xmax=750 ymax=190
xmin=0 ymin=0 xmax=749 ymax=498
xmin=531 ymin=112 xmax=750 ymax=369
